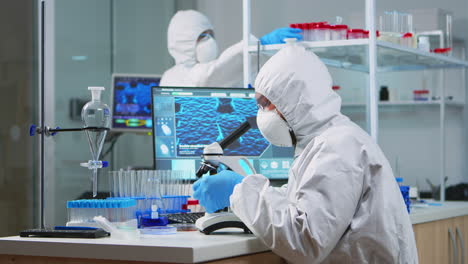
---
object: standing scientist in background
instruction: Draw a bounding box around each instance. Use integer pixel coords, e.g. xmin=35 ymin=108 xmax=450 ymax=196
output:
xmin=193 ymin=45 xmax=418 ymax=263
xmin=160 ymin=10 xmax=302 ymax=87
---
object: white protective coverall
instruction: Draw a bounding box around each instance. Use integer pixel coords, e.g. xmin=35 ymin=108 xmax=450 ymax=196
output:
xmin=160 ymin=10 xmax=252 ymax=87
xmin=230 ymin=45 xmax=418 ymax=264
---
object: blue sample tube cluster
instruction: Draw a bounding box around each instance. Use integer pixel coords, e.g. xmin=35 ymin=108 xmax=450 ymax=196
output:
xmin=67 ymin=199 xmax=137 ymax=224
xmin=396 ymin=178 xmax=411 ymax=213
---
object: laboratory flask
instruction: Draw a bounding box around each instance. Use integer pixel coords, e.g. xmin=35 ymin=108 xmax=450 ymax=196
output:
xmin=81 ymin=86 xmax=111 ymax=196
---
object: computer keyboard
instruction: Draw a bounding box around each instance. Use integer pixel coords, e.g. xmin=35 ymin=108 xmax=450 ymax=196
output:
xmin=167 ymin=212 xmax=205 ymax=224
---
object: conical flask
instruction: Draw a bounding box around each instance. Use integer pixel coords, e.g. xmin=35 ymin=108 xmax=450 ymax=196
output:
xmin=81 ymin=86 xmax=111 ymax=197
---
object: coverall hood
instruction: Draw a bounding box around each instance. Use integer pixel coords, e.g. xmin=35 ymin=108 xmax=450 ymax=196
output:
xmin=254 ymin=45 xmax=343 ymax=156
xmin=167 ymin=10 xmax=213 ymax=66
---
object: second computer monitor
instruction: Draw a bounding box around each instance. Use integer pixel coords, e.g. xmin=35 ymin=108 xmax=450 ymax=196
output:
xmin=152 ymin=86 xmax=294 ymax=180
xmin=111 ymin=74 xmax=161 ymax=132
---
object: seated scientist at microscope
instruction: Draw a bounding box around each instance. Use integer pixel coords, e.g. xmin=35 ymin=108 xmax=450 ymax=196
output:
xmin=193 ymin=45 xmax=418 ymax=263
xmin=160 ymin=9 xmax=302 ymax=87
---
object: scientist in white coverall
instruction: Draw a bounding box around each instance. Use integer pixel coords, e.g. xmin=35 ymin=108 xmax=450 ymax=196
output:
xmin=160 ymin=10 xmax=302 ymax=87
xmin=193 ymin=45 xmax=418 ymax=263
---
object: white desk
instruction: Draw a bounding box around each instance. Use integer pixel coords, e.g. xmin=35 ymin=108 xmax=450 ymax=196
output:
xmin=2 ymin=201 xmax=468 ymax=263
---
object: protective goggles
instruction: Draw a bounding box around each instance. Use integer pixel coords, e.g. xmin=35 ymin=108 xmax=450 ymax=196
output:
xmin=256 ymin=94 xmax=274 ymax=111
xmin=198 ymin=32 xmax=214 ymax=42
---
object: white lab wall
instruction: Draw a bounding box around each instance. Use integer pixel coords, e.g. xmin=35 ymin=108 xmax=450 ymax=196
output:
xmin=196 ymin=0 xmax=468 ymax=191
xmin=112 ymin=0 xmax=173 ymax=74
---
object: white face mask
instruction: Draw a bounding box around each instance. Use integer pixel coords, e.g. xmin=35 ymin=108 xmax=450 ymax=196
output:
xmin=196 ymin=34 xmax=218 ymax=63
xmin=257 ymin=109 xmax=293 ymax=147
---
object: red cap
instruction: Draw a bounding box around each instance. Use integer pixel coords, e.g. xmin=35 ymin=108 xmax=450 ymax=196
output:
xmin=402 ymin=32 xmax=413 ymax=38
xmin=332 ymin=85 xmax=341 ymax=90
xmin=187 ymin=199 xmax=199 ymax=205
xmin=413 ymin=90 xmax=429 ymax=94
xmin=348 ymin=29 xmax=365 ymax=33
xmin=331 ymin=24 xmax=348 ymax=30
xmin=310 ymin=23 xmax=321 ymax=29
xmin=289 ymin=23 xmax=298 ymax=28
xmin=312 ymin=23 xmax=330 ymax=29
xmin=433 ymin=47 xmax=452 ymax=54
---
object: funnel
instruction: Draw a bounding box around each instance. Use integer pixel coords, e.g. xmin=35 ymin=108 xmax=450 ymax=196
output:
xmin=81 ymin=86 xmax=111 ymax=197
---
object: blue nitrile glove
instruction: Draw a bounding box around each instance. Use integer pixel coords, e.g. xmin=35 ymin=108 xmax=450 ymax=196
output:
xmin=260 ymin=27 xmax=303 ymax=45
xmin=192 ymin=170 xmax=244 ymax=213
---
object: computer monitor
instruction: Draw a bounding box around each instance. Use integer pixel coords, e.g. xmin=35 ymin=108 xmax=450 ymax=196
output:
xmin=152 ymin=86 xmax=294 ymax=180
xmin=111 ymin=74 xmax=161 ymax=132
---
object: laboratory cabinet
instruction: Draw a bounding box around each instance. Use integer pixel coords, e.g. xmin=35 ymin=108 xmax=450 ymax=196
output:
xmin=2 ymin=200 xmax=468 ymax=264
xmin=0 ymin=252 xmax=285 ymax=264
xmin=413 ymin=215 xmax=468 ymax=264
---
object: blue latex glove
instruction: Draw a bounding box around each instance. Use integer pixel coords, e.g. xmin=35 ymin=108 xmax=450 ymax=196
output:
xmin=260 ymin=27 xmax=303 ymax=45
xmin=192 ymin=170 xmax=244 ymax=213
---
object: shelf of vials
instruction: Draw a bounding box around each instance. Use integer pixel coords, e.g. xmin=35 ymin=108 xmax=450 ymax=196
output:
xmin=341 ymin=100 xmax=465 ymax=108
xmin=249 ymin=39 xmax=468 ymax=72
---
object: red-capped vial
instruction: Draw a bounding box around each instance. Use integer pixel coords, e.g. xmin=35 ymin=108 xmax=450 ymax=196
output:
xmin=347 ymin=29 xmax=365 ymax=39
xmin=413 ymin=90 xmax=430 ymax=101
xmin=330 ymin=25 xmax=348 ymax=40
xmin=363 ymin=30 xmax=370 ymax=38
xmin=400 ymin=32 xmax=414 ymax=48
xmin=316 ymin=23 xmax=331 ymax=41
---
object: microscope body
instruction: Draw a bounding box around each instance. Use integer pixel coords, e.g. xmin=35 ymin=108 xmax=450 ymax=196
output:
xmin=195 ymin=143 xmax=256 ymax=235
xmin=198 ymin=142 xmax=256 ymax=178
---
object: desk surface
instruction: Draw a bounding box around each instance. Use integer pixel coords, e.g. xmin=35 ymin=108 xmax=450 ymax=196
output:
xmin=410 ymin=201 xmax=468 ymax=224
xmin=1 ymin=201 xmax=468 ymax=263
xmin=0 ymin=228 xmax=269 ymax=263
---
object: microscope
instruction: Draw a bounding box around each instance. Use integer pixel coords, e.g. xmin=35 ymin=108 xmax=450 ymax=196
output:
xmin=195 ymin=116 xmax=258 ymax=235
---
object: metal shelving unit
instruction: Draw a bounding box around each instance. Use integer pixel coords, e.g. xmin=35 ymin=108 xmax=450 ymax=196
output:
xmin=242 ymin=0 xmax=468 ymax=202
xmin=342 ymin=100 xmax=465 ymax=107
xmin=248 ymin=39 xmax=468 ymax=72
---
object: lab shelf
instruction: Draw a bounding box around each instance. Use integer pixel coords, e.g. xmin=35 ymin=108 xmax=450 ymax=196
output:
xmin=342 ymin=100 xmax=465 ymax=108
xmin=249 ymin=40 xmax=468 ymax=72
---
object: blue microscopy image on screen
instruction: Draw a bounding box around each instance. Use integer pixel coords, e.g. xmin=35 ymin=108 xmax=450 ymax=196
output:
xmin=175 ymin=97 xmax=269 ymax=157
xmin=114 ymin=80 xmax=158 ymax=116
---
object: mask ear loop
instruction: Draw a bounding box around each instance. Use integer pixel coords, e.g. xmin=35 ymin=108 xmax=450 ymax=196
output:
xmin=274 ymin=108 xmax=296 ymax=146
